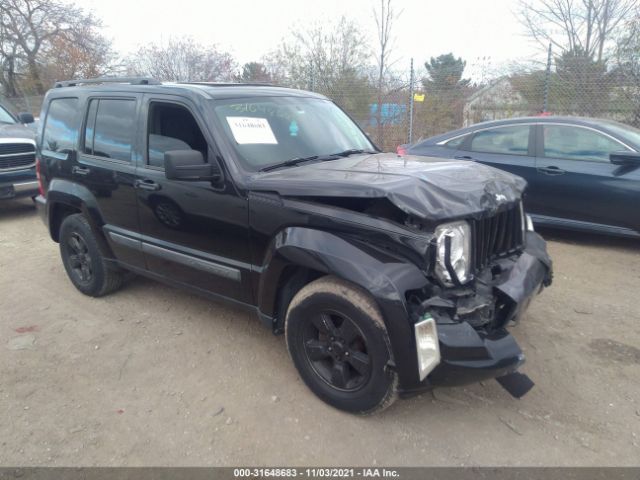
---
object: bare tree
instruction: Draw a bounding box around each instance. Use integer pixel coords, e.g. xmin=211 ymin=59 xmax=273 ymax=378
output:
xmin=373 ymin=0 xmax=401 ymax=145
xmin=0 ymin=0 xmax=111 ymax=94
xmin=267 ymin=17 xmax=370 ymax=89
xmin=518 ymin=0 xmax=639 ymax=61
xmin=265 ymin=17 xmax=373 ymax=122
xmin=127 ymin=37 xmax=236 ymax=82
xmin=0 ymin=29 xmax=20 ymax=96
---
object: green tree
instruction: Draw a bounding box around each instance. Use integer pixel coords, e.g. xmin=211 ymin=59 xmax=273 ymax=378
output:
xmin=239 ymin=62 xmax=272 ymax=83
xmin=554 ymin=47 xmax=613 ymax=115
xmin=422 ymin=53 xmax=470 ymax=93
xmin=417 ymin=53 xmax=471 ymax=135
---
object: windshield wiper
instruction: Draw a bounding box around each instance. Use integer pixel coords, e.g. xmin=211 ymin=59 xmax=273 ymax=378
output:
xmin=259 ymin=155 xmax=319 ymax=172
xmin=325 ymin=148 xmax=377 ymax=158
xmin=259 ymin=149 xmax=375 ymax=173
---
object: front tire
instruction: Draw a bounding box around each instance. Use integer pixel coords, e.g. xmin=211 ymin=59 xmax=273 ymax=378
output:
xmin=285 ymin=276 xmax=397 ymax=414
xmin=59 ymin=214 xmax=123 ymax=297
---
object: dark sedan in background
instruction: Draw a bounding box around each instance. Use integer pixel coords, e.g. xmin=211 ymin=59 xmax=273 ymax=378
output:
xmin=404 ymin=117 xmax=640 ymax=238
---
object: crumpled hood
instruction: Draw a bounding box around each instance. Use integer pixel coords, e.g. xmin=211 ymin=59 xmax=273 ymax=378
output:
xmin=0 ymin=123 xmax=35 ymax=140
xmin=247 ymin=153 xmax=527 ymax=221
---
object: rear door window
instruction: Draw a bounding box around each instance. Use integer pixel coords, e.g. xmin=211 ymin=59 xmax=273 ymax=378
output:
xmin=42 ymin=98 xmax=79 ymax=154
xmin=469 ymin=125 xmax=530 ymax=156
xmin=85 ymin=99 xmax=136 ymax=162
xmin=542 ymin=125 xmax=631 ymax=162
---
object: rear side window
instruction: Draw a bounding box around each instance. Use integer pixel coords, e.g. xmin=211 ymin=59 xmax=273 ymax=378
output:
xmin=444 ymin=136 xmax=465 ymax=149
xmin=469 ymin=125 xmax=530 ymax=156
xmin=84 ymin=99 xmax=136 ymax=162
xmin=542 ymin=125 xmax=630 ymax=162
xmin=42 ymin=98 xmax=79 ymax=154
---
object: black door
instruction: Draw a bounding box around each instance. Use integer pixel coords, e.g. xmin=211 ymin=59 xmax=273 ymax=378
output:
xmin=456 ymin=124 xmax=543 ymax=212
xmin=535 ymin=124 xmax=640 ymax=234
xmin=74 ymin=96 xmax=145 ymax=268
xmin=134 ymin=95 xmax=253 ymax=304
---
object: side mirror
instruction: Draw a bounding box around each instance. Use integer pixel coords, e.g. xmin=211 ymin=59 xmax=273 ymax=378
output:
xmin=164 ymin=150 xmax=220 ymax=181
xmin=610 ymin=151 xmax=640 ymax=166
xmin=18 ymin=112 xmax=35 ymax=124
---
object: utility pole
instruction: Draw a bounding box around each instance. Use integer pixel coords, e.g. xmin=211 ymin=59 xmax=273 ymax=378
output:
xmin=408 ymin=58 xmax=415 ymax=144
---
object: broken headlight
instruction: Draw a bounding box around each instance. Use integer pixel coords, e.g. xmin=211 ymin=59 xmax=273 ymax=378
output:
xmin=435 ymin=220 xmax=471 ymax=286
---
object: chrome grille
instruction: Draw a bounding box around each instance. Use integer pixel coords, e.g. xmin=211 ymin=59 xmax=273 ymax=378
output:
xmin=0 ymin=142 xmax=36 ymax=170
xmin=472 ymin=203 xmax=524 ymax=270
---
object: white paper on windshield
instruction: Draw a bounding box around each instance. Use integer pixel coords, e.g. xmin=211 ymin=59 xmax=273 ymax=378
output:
xmin=226 ymin=117 xmax=278 ymax=144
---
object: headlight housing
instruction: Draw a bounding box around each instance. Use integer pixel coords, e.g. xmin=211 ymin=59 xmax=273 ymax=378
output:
xmin=434 ymin=220 xmax=471 ymax=286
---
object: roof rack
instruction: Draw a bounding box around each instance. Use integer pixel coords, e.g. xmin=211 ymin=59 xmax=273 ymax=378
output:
xmin=179 ymin=82 xmax=276 ymax=88
xmin=54 ymin=77 xmax=161 ymax=88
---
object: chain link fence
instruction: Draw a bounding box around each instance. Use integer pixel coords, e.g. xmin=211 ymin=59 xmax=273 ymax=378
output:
xmin=298 ymin=53 xmax=640 ymax=152
xmin=4 ymin=53 xmax=638 ymax=153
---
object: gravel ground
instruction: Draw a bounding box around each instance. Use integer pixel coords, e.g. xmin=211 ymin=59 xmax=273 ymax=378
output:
xmin=1 ymin=198 xmax=639 ymax=466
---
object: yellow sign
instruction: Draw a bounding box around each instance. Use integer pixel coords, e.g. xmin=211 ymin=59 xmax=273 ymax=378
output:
xmin=413 ymin=93 xmax=425 ymax=102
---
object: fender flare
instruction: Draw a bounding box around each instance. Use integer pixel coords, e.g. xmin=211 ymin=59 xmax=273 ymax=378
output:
xmin=45 ymin=178 xmax=109 ymax=248
xmin=257 ymin=226 xmax=429 ymax=387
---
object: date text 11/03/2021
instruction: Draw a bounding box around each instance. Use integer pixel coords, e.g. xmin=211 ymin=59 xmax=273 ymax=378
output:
xmin=233 ymin=468 xmax=400 ymax=478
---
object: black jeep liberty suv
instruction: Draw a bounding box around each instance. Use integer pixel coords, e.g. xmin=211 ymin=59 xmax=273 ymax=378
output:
xmin=35 ymin=78 xmax=552 ymax=414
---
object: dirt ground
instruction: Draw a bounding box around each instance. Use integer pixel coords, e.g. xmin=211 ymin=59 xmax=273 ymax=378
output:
xmin=1 ymin=198 xmax=639 ymax=467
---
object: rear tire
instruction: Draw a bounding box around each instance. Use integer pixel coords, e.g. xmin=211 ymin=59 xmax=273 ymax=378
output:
xmin=59 ymin=214 xmax=123 ymax=297
xmin=285 ymin=276 xmax=397 ymax=414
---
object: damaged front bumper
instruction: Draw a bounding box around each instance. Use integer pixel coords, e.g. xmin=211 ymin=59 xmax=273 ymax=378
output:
xmin=399 ymin=231 xmax=552 ymax=397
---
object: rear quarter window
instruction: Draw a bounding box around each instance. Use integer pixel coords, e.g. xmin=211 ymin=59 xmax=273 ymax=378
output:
xmin=469 ymin=125 xmax=530 ymax=156
xmin=41 ymin=98 xmax=79 ymax=154
xmin=85 ymin=98 xmax=136 ymax=162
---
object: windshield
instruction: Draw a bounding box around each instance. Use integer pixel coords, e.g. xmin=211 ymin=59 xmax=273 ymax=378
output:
xmin=212 ymin=97 xmax=375 ymax=171
xmin=602 ymin=121 xmax=640 ymax=149
xmin=0 ymin=106 xmax=16 ymax=124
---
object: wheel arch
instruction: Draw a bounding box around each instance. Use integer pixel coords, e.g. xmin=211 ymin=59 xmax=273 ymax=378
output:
xmin=256 ymin=226 xmax=430 ymax=388
xmin=46 ymin=179 xmax=113 ymax=256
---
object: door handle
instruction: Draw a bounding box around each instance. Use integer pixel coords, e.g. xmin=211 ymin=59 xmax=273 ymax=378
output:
xmin=72 ymin=166 xmax=90 ymax=176
xmin=134 ymin=179 xmax=161 ymax=191
xmin=454 ymin=155 xmax=474 ymax=160
xmin=537 ymin=166 xmax=566 ymax=175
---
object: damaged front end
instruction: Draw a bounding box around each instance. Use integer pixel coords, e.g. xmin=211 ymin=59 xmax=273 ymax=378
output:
xmin=249 ymin=153 xmax=553 ymax=399
xmin=403 ymin=226 xmax=553 ymax=397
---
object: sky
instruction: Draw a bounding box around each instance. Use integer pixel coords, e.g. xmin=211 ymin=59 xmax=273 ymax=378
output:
xmin=77 ymin=0 xmax=542 ymax=80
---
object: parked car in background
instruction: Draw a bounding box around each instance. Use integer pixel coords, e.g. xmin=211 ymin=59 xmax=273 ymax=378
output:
xmin=0 ymin=101 xmax=38 ymax=201
xmin=405 ymin=117 xmax=640 ymax=238
xmin=35 ymin=78 xmax=552 ymax=413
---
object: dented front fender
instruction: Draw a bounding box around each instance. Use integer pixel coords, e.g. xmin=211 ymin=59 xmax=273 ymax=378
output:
xmin=257 ymin=226 xmax=430 ymax=388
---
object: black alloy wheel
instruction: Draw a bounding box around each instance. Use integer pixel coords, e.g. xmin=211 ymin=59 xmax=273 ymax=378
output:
xmin=59 ymin=214 xmax=123 ymax=297
xmin=302 ymin=310 xmax=372 ymax=391
xmin=64 ymin=231 xmax=93 ymax=285
xmin=286 ymin=276 xmax=397 ymax=414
